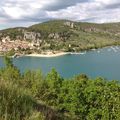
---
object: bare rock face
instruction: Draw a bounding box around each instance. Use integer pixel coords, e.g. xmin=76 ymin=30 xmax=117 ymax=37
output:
xmin=2 ymin=36 xmax=11 ymax=42
xmin=16 ymin=35 xmax=22 ymax=40
xmin=64 ymin=21 xmax=74 ymax=28
xmin=48 ymin=33 xmax=54 ymax=38
xmin=24 ymin=32 xmax=41 ymax=42
xmin=48 ymin=33 xmax=60 ymax=39
xmin=24 ymin=32 xmax=36 ymax=40
xmin=54 ymin=33 xmax=60 ymax=39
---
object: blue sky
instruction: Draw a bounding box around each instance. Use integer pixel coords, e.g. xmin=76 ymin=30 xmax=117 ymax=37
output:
xmin=0 ymin=0 xmax=120 ymax=29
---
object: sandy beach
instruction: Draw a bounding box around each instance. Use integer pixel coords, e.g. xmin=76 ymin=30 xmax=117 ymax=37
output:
xmin=25 ymin=52 xmax=70 ymax=57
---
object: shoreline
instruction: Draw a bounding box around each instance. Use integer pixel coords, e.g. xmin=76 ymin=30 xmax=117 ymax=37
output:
xmin=24 ymin=45 xmax=119 ymax=58
xmin=25 ymin=52 xmax=70 ymax=57
xmin=0 ymin=45 xmax=120 ymax=58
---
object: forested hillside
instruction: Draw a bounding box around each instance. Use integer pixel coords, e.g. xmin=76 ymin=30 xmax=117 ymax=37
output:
xmin=0 ymin=57 xmax=120 ymax=120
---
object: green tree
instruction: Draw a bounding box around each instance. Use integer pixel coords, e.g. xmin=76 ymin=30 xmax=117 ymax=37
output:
xmin=42 ymin=69 xmax=63 ymax=106
xmin=1 ymin=56 xmax=21 ymax=82
xmin=22 ymin=70 xmax=43 ymax=97
xmin=4 ymin=56 xmax=13 ymax=67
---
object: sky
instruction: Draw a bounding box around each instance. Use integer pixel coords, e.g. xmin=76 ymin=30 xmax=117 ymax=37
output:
xmin=0 ymin=0 xmax=120 ymax=29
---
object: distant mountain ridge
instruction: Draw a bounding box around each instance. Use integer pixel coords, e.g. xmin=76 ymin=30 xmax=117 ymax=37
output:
xmin=0 ymin=20 xmax=120 ymax=53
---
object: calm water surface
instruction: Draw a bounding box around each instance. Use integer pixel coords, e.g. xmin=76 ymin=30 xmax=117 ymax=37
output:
xmin=0 ymin=47 xmax=120 ymax=80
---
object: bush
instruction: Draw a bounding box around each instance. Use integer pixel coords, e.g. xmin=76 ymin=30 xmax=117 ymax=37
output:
xmin=0 ymin=79 xmax=35 ymax=120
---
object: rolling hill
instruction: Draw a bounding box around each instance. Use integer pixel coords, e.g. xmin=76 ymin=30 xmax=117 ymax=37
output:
xmin=0 ymin=20 xmax=120 ymax=52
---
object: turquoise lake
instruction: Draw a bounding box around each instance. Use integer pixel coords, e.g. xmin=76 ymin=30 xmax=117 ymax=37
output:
xmin=0 ymin=46 xmax=120 ymax=80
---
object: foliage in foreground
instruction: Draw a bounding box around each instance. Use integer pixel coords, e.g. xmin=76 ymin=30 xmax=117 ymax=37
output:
xmin=0 ymin=57 xmax=120 ymax=120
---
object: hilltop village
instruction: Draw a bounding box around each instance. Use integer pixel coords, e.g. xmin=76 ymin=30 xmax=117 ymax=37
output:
xmin=0 ymin=31 xmax=68 ymax=56
xmin=0 ymin=34 xmax=68 ymax=57
xmin=0 ymin=20 xmax=120 ymax=56
xmin=0 ymin=36 xmax=30 ymax=52
xmin=0 ymin=34 xmax=39 ymax=56
xmin=0 ymin=21 xmax=75 ymax=56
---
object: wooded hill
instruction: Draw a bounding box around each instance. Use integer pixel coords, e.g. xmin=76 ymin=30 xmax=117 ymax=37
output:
xmin=0 ymin=20 xmax=120 ymax=52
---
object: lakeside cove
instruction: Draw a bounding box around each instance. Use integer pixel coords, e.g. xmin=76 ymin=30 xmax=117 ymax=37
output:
xmin=1 ymin=46 xmax=120 ymax=80
xmin=0 ymin=45 xmax=119 ymax=58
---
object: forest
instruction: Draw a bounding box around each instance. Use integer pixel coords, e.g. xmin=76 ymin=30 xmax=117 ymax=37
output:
xmin=0 ymin=57 xmax=120 ymax=120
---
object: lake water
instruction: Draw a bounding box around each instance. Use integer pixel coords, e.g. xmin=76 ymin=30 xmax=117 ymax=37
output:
xmin=0 ymin=46 xmax=120 ymax=80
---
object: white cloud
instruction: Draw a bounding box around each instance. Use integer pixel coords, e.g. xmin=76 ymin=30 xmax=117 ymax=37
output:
xmin=3 ymin=6 xmax=27 ymax=19
xmin=47 ymin=0 xmax=120 ymax=23
xmin=2 ymin=0 xmax=55 ymax=19
xmin=94 ymin=0 xmax=119 ymax=5
xmin=0 ymin=0 xmax=120 ymax=29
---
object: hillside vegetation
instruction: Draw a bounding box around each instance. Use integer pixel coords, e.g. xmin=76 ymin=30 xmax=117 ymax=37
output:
xmin=0 ymin=20 xmax=120 ymax=52
xmin=0 ymin=57 xmax=120 ymax=120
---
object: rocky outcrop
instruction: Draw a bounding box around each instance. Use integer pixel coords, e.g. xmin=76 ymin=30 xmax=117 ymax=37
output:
xmin=16 ymin=35 xmax=22 ymax=40
xmin=64 ymin=21 xmax=74 ymax=28
xmin=24 ymin=32 xmax=41 ymax=42
xmin=81 ymin=27 xmax=101 ymax=32
xmin=48 ymin=33 xmax=60 ymax=39
xmin=2 ymin=36 xmax=11 ymax=42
